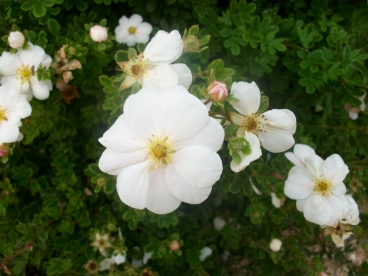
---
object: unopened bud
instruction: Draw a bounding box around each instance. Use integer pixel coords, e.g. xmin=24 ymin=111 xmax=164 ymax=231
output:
xmin=208 ymin=81 xmax=228 ymax=102
xmin=67 ymin=46 xmax=77 ymax=56
xmin=269 ymin=238 xmax=282 ymax=252
xmin=0 ymin=144 xmax=10 ymax=157
xmin=90 ymin=25 xmax=108 ymax=42
xmin=97 ymin=177 xmax=106 ymax=187
xmin=8 ymin=31 xmax=25 ymax=49
xmin=170 ymin=240 xmax=180 ymax=251
xmin=183 ymin=35 xmax=200 ymax=52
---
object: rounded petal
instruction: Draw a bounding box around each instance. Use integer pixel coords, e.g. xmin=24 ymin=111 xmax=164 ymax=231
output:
xmin=285 ymin=152 xmax=304 ymax=166
xmin=129 ymin=14 xmax=143 ymax=26
xmin=323 ymin=154 xmax=349 ymax=185
xmin=30 ymin=77 xmax=51 ymax=100
xmin=143 ymin=64 xmax=179 ymax=91
xmin=230 ymin=132 xmax=262 ymax=172
xmin=173 ymin=117 xmax=224 ymax=152
xmin=116 ymin=161 xmax=150 ymax=209
xmin=258 ymin=125 xmax=295 ymax=153
xmin=166 ymin=164 xmax=212 ymax=204
xmin=171 ymin=146 xmax=222 ymax=189
xmin=99 ymin=149 xmax=147 ymax=175
xmin=136 ymin=22 xmax=152 ymax=35
xmin=169 ymin=64 xmax=192 ymax=89
xmin=296 ymin=196 xmax=310 ymax=212
xmin=303 ymin=194 xmax=333 ymax=226
xmin=134 ymin=32 xmax=150 ymax=44
xmin=230 ymin=81 xmax=260 ymax=115
xmin=324 ymin=195 xmax=344 ymax=227
xmin=262 ymin=109 xmax=296 ymax=130
xmin=304 ymin=155 xmax=324 ymax=178
xmin=118 ymin=16 xmax=129 ymax=26
xmin=0 ymin=121 xmax=20 ymax=144
xmin=98 ymin=115 xmax=147 ymax=152
xmin=145 ymin=166 xmax=181 ymax=214
xmin=125 ymin=35 xmax=136 ymax=47
xmin=115 ymin=25 xmax=129 ymax=44
xmin=0 ymin=52 xmax=21 ymax=75
xmin=19 ymin=43 xmax=46 ymax=67
xmin=331 ymin=182 xmax=346 ymax=196
xmin=144 ymin=30 xmax=183 ymax=65
xmin=284 ymin=167 xmax=315 ymax=199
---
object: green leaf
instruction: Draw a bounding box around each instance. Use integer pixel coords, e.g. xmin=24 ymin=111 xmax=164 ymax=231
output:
xmin=99 ymin=75 xmax=111 ymax=87
xmin=207 ymin=59 xmax=224 ymax=73
xmin=115 ymin=50 xmax=128 ymax=62
xmin=33 ymin=3 xmax=47 ymax=17
xmin=41 ymin=0 xmax=55 ymax=7
xmin=188 ymin=25 xmax=199 ymax=36
xmin=258 ymin=95 xmax=269 ymax=113
xmin=47 ymin=19 xmax=60 ymax=37
xmin=21 ymin=0 xmax=37 ymax=11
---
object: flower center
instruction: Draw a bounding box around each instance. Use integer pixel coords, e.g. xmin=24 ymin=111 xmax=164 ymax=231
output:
xmin=16 ymin=65 xmax=33 ymax=83
xmin=118 ymin=53 xmax=147 ymax=79
xmin=315 ymin=179 xmax=332 ymax=196
xmin=148 ymin=136 xmax=174 ymax=170
xmin=0 ymin=108 xmax=6 ymax=121
xmin=128 ymin=27 xmax=136 ymax=34
xmin=98 ymin=239 xmax=106 ymax=246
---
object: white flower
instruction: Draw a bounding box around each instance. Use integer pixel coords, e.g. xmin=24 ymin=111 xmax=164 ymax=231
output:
xmin=213 ymin=216 xmax=226 ymax=231
xmin=143 ymin=251 xmax=153 ymax=265
xmin=8 ymin=31 xmax=25 ymax=49
xmin=230 ymin=81 xmax=296 ymax=153
xmin=90 ymin=233 xmax=112 ymax=255
xmin=271 ymin=192 xmax=281 ymax=208
xmin=98 ymin=85 xmax=224 ymax=214
xmin=90 ymin=25 xmax=108 ymax=42
xmin=118 ymin=30 xmax=192 ymax=91
xmin=111 ymin=250 xmax=126 ymax=265
xmin=115 ymin=14 xmax=152 ymax=46
xmin=285 ymin=144 xmax=316 ymax=167
xmin=269 ymin=238 xmax=282 ymax=252
xmin=0 ymin=84 xmax=31 ymax=144
xmin=199 ymin=247 xmax=212 ymax=261
xmin=0 ymin=43 xmax=52 ymax=101
xmin=344 ymin=93 xmax=366 ymax=120
xmin=99 ymin=258 xmax=114 ymax=271
xmin=284 ymin=154 xmax=348 ymax=227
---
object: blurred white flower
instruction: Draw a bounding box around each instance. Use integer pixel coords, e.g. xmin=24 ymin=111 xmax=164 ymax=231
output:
xmin=98 ymin=85 xmax=224 ymax=214
xmin=90 ymin=233 xmax=112 ymax=255
xmin=90 ymin=25 xmax=108 ymax=42
xmin=213 ymin=216 xmax=226 ymax=231
xmin=0 ymin=42 xmax=52 ymax=101
xmin=284 ymin=153 xmax=348 ymax=227
xmin=271 ymin=192 xmax=282 ymax=208
xmin=199 ymin=247 xmax=212 ymax=261
xmin=0 ymin=84 xmax=31 ymax=144
xmin=115 ymin=14 xmax=152 ymax=46
xmin=143 ymin=251 xmax=153 ymax=265
xmin=118 ymin=30 xmax=192 ymax=91
xmin=8 ymin=31 xmax=25 ymax=49
xmin=344 ymin=93 xmax=366 ymax=120
xmin=285 ymin=144 xmax=316 ymax=167
xmin=111 ymin=250 xmax=126 ymax=265
xmin=230 ymin=81 xmax=296 ymax=153
xmin=269 ymin=238 xmax=282 ymax=252
xmin=99 ymin=258 xmax=114 ymax=271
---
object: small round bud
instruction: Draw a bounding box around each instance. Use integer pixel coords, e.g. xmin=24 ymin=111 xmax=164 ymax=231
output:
xmin=67 ymin=46 xmax=77 ymax=56
xmin=8 ymin=31 xmax=25 ymax=49
xmin=269 ymin=238 xmax=282 ymax=252
xmin=207 ymin=81 xmax=228 ymax=102
xmin=84 ymin=260 xmax=98 ymax=274
xmin=97 ymin=177 xmax=106 ymax=187
xmin=0 ymin=144 xmax=10 ymax=157
xmin=183 ymin=35 xmax=200 ymax=52
xmin=90 ymin=25 xmax=108 ymax=42
xmin=170 ymin=240 xmax=180 ymax=251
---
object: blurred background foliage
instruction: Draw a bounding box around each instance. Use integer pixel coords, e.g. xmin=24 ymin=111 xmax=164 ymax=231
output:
xmin=0 ymin=0 xmax=367 ymax=275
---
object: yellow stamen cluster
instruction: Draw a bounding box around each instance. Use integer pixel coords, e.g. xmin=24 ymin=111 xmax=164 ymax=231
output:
xmin=241 ymin=113 xmax=267 ymax=134
xmin=128 ymin=27 xmax=136 ymax=35
xmin=148 ymin=135 xmax=174 ymax=170
xmin=315 ymin=179 xmax=332 ymax=196
xmin=0 ymin=108 xmax=6 ymax=121
xmin=16 ymin=65 xmax=33 ymax=83
xmin=118 ymin=53 xmax=147 ymax=79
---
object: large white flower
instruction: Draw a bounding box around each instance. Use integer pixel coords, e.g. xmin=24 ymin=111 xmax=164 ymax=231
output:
xmin=118 ymin=30 xmax=192 ymax=91
xmin=0 ymin=84 xmax=31 ymax=144
xmin=230 ymin=81 xmax=296 ymax=153
xmin=98 ymin=85 xmax=224 ymax=214
xmin=115 ymin=14 xmax=152 ymax=46
xmin=0 ymin=42 xmax=52 ymax=101
xmin=284 ymin=154 xmax=348 ymax=227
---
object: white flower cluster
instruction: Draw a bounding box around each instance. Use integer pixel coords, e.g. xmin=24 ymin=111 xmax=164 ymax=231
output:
xmin=0 ymin=37 xmax=53 ymax=147
xmin=284 ymin=144 xmax=360 ymax=247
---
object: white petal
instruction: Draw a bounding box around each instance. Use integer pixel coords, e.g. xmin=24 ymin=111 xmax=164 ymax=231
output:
xmin=284 ymin=167 xmax=315 ymax=199
xmin=120 ymin=75 xmax=137 ymax=90
xmin=285 ymin=152 xmax=304 ymax=166
xmin=30 ymin=77 xmax=51 ymax=100
xmin=262 ymin=109 xmax=296 ymax=130
xmin=349 ymin=111 xmax=358 ymax=120
xmin=166 ymin=163 xmax=212 ymax=204
xmin=324 ymin=196 xmax=343 ymax=227
xmin=304 ymin=155 xmax=324 ymax=178
xmin=98 ymin=149 xmax=147 ymax=175
xmin=143 ymin=64 xmax=179 ymax=91
xmin=296 ymin=196 xmax=309 ymax=212
xmin=0 ymin=52 xmax=21 ymax=75
xmin=144 ymin=30 xmax=183 ymax=65
xmin=115 ymin=25 xmax=129 ymax=44
xmin=129 ymin=14 xmax=143 ymax=26
xmin=118 ymin=16 xmax=129 ymax=26
xmin=171 ymin=146 xmax=222 ymax=189
xmin=230 ymin=132 xmax=262 ymax=172
xmin=323 ymin=154 xmax=349 ymax=185
xmin=136 ymin=22 xmax=152 ymax=35
xmin=172 ymin=117 xmax=224 ymax=152
xmin=303 ymin=194 xmax=333 ymax=226
xmin=134 ymin=32 xmax=150 ymax=44
xmin=230 ymin=81 xmax=260 ymax=115
xmin=271 ymin=192 xmax=281 ymax=208
xmin=258 ymin=125 xmax=295 ymax=153
xmin=169 ymin=64 xmax=192 ymax=89
xmin=125 ymin=35 xmax=136 ymax=47
xmin=145 ymin=166 xmax=181 ymax=214
xmin=19 ymin=43 xmax=46 ymax=67
xmin=331 ymin=182 xmax=346 ymax=196
xmin=116 ymin=161 xmax=150 ymax=209
xmin=98 ymin=115 xmax=147 ymax=152
xmin=0 ymin=121 xmax=20 ymax=144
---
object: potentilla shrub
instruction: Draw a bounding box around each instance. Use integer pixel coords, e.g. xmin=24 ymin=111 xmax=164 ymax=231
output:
xmin=0 ymin=0 xmax=367 ymax=275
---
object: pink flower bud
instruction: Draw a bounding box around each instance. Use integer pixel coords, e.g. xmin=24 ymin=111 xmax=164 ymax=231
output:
xmin=170 ymin=240 xmax=180 ymax=251
xmin=0 ymin=144 xmax=10 ymax=157
xmin=208 ymin=81 xmax=228 ymax=102
xmin=90 ymin=25 xmax=108 ymax=42
xmin=8 ymin=31 xmax=25 ymax=49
